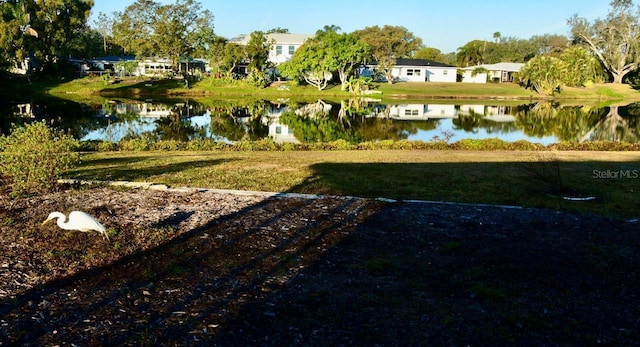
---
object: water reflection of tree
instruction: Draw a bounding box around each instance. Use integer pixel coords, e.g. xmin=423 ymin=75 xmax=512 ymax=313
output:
xmin=453 ymin=114 xmax=482 ymax=133
xmin=516 ymin=102 xmax=640 ymax=142
xmin=280 ymin=110 xmax=363 ymax=143
xmin=207 ymin=101 xmax=269 ymax=141
xmin=454 ymin=105 xmax=524 ymax=135
xmin=278 ymin=100 xmax=433 ymax=143
xmin=581 ymin=106 xmax=640 ymax=142
xmin=150 ymin=114 xmax=199 ymax=141
xmin=24 ymin=99 xmax=101 ymax=140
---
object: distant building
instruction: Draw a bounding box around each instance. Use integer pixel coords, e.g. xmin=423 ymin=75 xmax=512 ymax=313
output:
xmin=359 ymin=58 xmax=457 ymax=83
xmin=460 ymin=62 xmax=524 ymax=83
xmin=229 ymin=33 xmax=314 ymax=65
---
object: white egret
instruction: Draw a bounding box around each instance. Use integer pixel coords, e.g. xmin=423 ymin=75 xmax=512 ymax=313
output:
xmin=42 ymin=211 xmax=109 ymax=241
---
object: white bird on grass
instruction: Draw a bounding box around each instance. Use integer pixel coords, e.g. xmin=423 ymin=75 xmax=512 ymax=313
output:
xmin=42 ymin=211 xmax=109 ymax=241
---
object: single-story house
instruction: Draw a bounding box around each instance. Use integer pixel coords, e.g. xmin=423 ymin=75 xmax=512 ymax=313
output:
xmin=135 ymin=58 xmax=208 ymax=77
xmin=359 ymin=58 xmax=457 ymax=83
xmin=461 ymin=62 xmax=524 ymax=83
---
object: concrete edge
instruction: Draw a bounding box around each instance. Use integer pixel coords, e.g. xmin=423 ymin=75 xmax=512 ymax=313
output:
xmin=57 ymin=178 xmax=524 ymax=209
xmin=57 ymin=178 xmax=639 ymax=223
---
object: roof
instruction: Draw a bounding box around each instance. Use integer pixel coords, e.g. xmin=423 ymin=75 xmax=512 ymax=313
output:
xmin=229 ymin=33 xmax=314 ymax=45
xmin=394 ymin=58 xmax=455 ymax=68
xmin=461 ymin=62 xmax=524 ymax=72
xmin=366 ymin=58 xmax=454 ymax=68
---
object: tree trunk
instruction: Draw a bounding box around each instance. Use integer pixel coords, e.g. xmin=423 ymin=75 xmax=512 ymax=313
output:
xmin=612 ymin=73 xmax=624 ymax=84
xmin=338 ymin=69 xmax=348 ymax=91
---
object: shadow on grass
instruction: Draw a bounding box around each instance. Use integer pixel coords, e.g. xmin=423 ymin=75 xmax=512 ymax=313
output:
xmin=101 ymin=79 xmax=188 ymax=97
xmin=289 ymin=160 xmax=640 ymax=218
xmin=70 ymin=158 xmax=236 ymax=182
xmin=1 ymin=159 xmax=639 ymax=345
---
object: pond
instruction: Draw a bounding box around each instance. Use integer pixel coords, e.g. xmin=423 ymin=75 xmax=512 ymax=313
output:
xmin=2 ymin=98 xmax=640 ymax=144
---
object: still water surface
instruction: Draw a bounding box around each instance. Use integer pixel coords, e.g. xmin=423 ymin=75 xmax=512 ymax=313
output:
xmin=3 ymin=98 xmax=640 ymax=144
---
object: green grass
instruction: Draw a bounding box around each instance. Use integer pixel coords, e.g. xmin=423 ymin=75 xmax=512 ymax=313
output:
xmin=27 ymin=74 xmax=640 ymax=103
xmin=66 ymin=150 xmax=640 ymax=219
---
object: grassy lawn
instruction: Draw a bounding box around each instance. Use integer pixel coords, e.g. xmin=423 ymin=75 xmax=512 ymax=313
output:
xmin=68 ymin=150 xmax=640 ymax=219
xmin=22 ymin=74 xmax=640 ymax=104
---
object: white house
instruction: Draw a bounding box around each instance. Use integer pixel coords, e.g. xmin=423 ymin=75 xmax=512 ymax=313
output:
xmin=134 ymin=58 xmax=208 ymax=77
xmin=461 ymin=62 xmax=524 ymax=83
xmin=228 ymin=33 xmax=314 ymax=65
xmin=359 ymin=58 xmax=457 ymax=83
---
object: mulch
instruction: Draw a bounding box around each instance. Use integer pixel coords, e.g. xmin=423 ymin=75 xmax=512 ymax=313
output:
xmin=1 ymin=187 xmax=639 ymax=346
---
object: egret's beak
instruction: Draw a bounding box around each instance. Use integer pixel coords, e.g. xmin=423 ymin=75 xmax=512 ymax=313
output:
xmin=41 ymin=217 xmax=52 ymax=226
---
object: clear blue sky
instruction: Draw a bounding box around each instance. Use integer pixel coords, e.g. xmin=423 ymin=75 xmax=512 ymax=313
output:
xmin=91 ymin=0 xmax=610 ymax=53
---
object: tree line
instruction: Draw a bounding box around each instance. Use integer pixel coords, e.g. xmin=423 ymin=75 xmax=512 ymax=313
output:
xmin=1 ymin=0 xmax=640 ymax=95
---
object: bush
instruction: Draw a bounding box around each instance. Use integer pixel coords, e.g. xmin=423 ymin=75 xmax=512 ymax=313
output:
xmin=0 ymin=121 xmax=79 ymax=196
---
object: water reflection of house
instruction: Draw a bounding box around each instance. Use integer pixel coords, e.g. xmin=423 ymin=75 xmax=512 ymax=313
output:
xmin=387 ymin=104 xmax=457 ymax=120
xmin=459 ymin=104 xmax=486 ymax=115
xmin=459 ymin=104 xmax=517 ymax=122
xmin=115 ymin=103 xmax=178 ymax=117
xmin=13 ymin=103 xmax=35 ymax=118
xmin=262 ymin=104 xmax=298 ymax=143
xmin=295 ymin=100 xmax=333 ymax=117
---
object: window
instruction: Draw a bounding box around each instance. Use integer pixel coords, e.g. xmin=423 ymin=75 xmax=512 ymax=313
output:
xmin=276 ymin=126 xmax=282 ymax=134
xmin=276 ymin=45 xmax=282 ymax=55
xmin=289 ymin=45 xmax=295 ymax=55
xmin=404 ymin=109 xmax=419 ymax=116
xmin=443 ymin=70 xmax=448 ymax=75
xmin=406 ymin=69 xmax=421 ymax=76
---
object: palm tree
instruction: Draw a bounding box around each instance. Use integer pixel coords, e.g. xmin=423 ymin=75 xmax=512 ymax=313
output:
xmin=493 ymin=31 xmax=501 ymax=44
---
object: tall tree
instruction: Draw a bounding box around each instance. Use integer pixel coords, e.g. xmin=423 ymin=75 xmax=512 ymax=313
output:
xmin=112 ymin=0 xmax=215 ymax=70
xmin=413 ymin=47 xmax=446 ymax=62
xmin=32 ymin=0 xmax=94 ymax=70
xmin=266 ymin=27 xmax=289 ymax=34
xmin=529 ymin=34 xmax=570 ymax=56
xmin=153 ymin=0 xmax=215 ymax=70
xmin=111 ymin=0 xmax=158 ymax=57
xmin=493 ymin=31 xmax=501 ymax=43
xmin=92 ymin=11 xmax=114 ymax=54
xmin=320 ymin=31 xmax=369 ymax=90
xmin=1 ymin=0 xmax=94 ymax=72
xmin=279 ymin=31 xmax=368 ymax=90
xmin=278 ymin=40 xmax=333 ymax=90
xmin=568 ymin=0 xmax=640 ymax=83
xmin=245 ymin=30 xmax=271 ymax=74
xmin=485 ymin=36 xmax=537 ymax=63
xmin=456 ymin=40 xmax=487 ymax=66
xmin=220 ymin=42 xmax=245 ymax=77
xmin=315 ymin=24 xmax=341 ymax=35
xmin=0 ymin=0 xmax=34 ymax=70
xmin=352 ymin=25 xmax=422 ymax=84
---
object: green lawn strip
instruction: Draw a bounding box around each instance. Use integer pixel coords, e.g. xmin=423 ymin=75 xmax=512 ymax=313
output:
xmin=30 ymin=74 xmax=640 ymax=103
xmin=67 ymin=150 xmax=640 ymax=219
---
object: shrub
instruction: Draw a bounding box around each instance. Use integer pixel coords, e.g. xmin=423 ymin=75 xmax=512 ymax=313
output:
xmin=0 ymin=121 xmax=79 ymax=196
xmin=118 ymin=138 xmax=152 ymax=151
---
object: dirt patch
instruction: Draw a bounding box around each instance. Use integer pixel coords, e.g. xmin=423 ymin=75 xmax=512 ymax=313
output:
xmin=1 ymin=186 xmax=638 ymax=345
